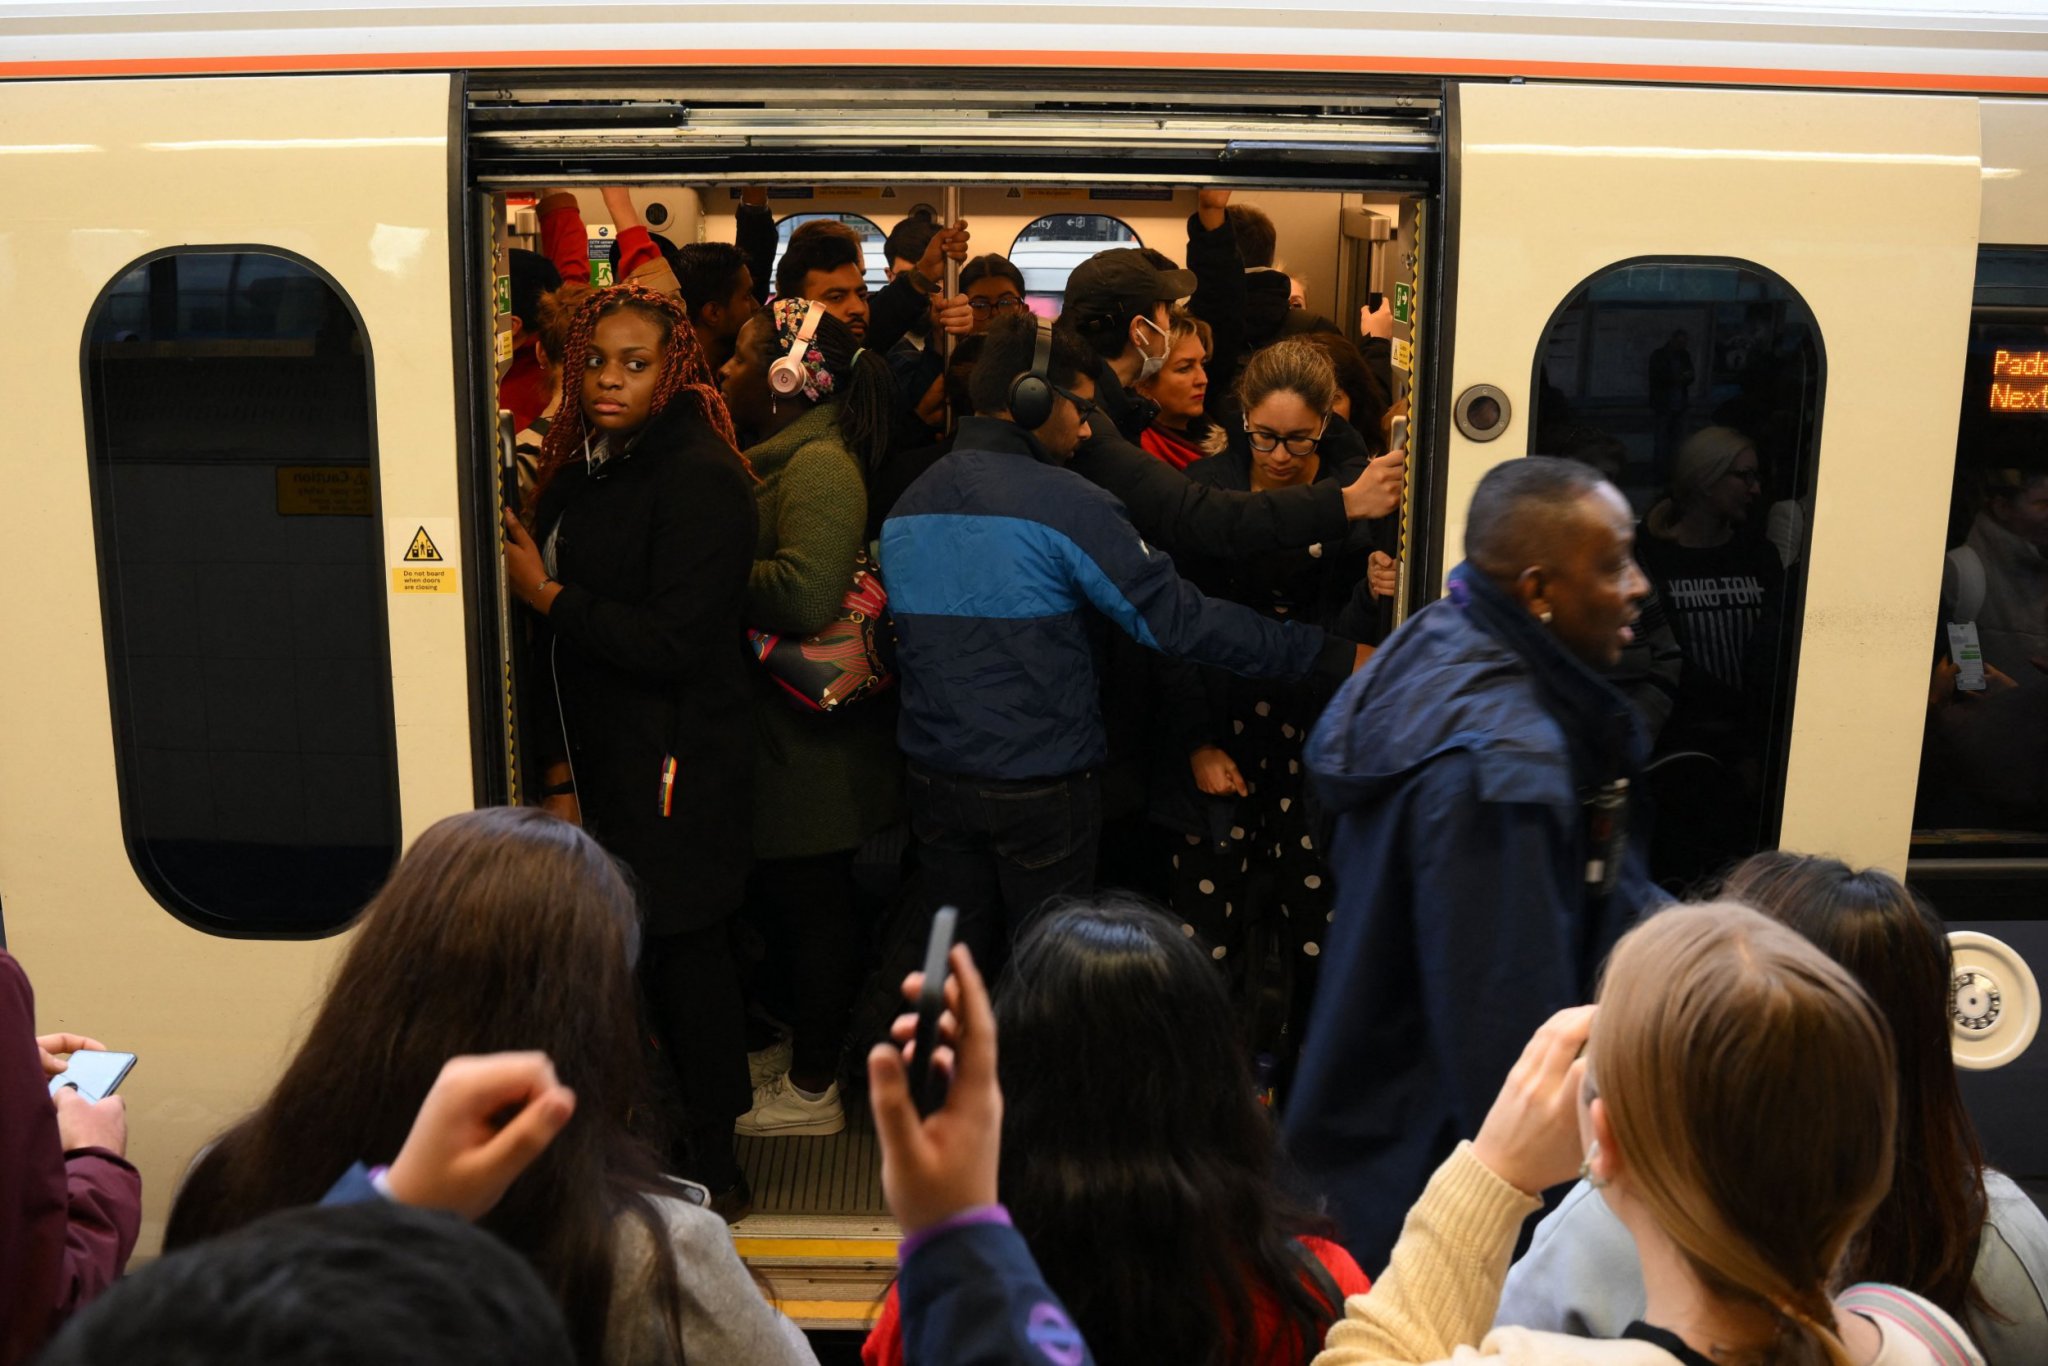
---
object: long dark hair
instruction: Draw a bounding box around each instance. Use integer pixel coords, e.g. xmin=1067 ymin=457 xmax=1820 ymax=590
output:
xmin=1720 ymin=852 xmax=1993 ymax=1321
xmin=778 ymin=303 xmax=893 ymax=475
xmin=163 ymin=807 xmax=689 ymax=1365
xmin=996 ymin=899 xmax=1336 ymax=1366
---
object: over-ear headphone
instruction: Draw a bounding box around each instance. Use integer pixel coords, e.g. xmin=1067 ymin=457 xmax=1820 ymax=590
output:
xmin=1007 ymin=320 xmax=1056 ymax=429
xmin=769 ymin=302 xmax=826 ymax=397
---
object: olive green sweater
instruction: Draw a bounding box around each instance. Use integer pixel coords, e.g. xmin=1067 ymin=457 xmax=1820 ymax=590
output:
xmin=745 ymin=402 xmax=904 ymax=860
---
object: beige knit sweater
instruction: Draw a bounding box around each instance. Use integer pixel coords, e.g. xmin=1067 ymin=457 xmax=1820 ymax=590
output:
xmin=1314 ymin=1143 xmax=1974 ymax=1366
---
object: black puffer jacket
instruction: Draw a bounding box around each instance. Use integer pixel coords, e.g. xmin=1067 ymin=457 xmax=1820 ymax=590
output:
xmin=533 ymin=400 xmax=758 ymax=932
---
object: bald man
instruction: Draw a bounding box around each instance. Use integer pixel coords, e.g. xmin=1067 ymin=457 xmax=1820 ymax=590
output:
xmin=1283 ymin=456 xmax=1662 ymax=1272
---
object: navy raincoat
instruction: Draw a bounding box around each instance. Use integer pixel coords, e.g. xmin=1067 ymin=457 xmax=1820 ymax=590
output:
xmin=1282 ymin=562 xmax=1660 ymax=1270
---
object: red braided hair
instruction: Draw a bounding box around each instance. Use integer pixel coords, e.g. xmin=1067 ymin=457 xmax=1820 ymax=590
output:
xmin=532 ymin=282 xmax=749 ymax=506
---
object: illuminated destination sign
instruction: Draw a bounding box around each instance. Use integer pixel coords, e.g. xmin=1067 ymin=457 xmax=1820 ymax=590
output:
xmin=1990 ymin=350 xmax=2048 ymax=411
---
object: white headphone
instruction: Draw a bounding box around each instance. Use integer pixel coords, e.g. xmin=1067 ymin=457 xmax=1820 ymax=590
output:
xmin=768 ymin=302 xmax=826 ymax=397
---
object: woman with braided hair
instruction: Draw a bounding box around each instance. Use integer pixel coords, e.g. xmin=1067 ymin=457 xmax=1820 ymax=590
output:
xmin=502 ymin=282 xmax=761 ymax=1212
xmin=717 ymin=298 xmax=902 ymax=1138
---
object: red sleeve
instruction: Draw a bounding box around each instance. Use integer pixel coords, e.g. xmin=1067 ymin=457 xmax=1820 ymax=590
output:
xmin=616 ymin=224 xmax=660 ymax=279
xmin=1303 ymin=1234 xmax=1373 ymax=1299
xmin=861 ymin=1282 xmax=904 ymax=1366
xmin=53 ymin=1150 xmax=141 ymax=1316
xmin=537 ymin=191 xmax=591 ymax=287
xmin=0 ymin=954 xmax=68 ymax=1366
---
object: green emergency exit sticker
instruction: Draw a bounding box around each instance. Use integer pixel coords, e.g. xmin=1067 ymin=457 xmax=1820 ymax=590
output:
xmin=494 ymin=275 xmax=512 ymax=317
xmin=1392 ymin=282 xmax=1413 ymax=325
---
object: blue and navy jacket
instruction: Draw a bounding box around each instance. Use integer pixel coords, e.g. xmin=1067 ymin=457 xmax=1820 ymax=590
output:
xmin=1282 ymin=562 xmax=1661 ymax=1272
xmin=881 ymin=418 xmax=1350 ymax=781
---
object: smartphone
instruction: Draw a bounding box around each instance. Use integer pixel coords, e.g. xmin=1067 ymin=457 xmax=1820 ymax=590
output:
xmin=905 ymin=906 xmax=959 ymax=1116
xmin=49 ymin=1050 xmax=136 ymax=1103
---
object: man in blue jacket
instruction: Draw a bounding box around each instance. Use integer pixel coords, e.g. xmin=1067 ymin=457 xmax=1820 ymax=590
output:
xmin=882 ymin=316 xmax=1361 ymax=966
xmin=1283 ymin=456 xmax=1662 ymax=1272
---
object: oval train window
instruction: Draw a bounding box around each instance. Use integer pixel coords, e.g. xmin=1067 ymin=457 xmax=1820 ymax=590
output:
xmin=1530 ymin=259 xmax=1824 ymax=893
xmin=770 ymin=213 xmax=890 ymax=294
xmin=83 ymin=249 xmax=400 ymax=936
xmin=1009 ymin=214 xmax=1142 ymax=317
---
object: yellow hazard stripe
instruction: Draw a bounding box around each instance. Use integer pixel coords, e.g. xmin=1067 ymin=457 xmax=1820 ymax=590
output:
xmin=771 ymin=1299 xmax=887 ymax=1324
xmin=734 ymin=1237 xmax=900 ymax=1260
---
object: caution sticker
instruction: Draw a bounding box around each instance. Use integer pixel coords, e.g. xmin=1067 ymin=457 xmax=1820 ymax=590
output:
xmin=1391 ymin=338 xmax=1413 ymax=373
xmin=276 ymin=465 xmax=371 ymax=517
xmin=495 ymin=328 xmax=515 ymax=366
xmin=386 ymin=517 xmax=458 ymax=595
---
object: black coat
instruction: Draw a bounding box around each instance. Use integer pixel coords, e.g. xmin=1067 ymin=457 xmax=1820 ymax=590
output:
xmin=533 ymin=401 xmax=758 ymax=932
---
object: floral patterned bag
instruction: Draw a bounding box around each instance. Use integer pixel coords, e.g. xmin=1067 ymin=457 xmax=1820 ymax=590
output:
xmin=747 ymin=551 xmax=896 ymax=713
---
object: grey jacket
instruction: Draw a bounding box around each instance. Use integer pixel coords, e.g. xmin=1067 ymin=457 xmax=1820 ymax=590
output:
xmin=606 ymin=1194 xmax=818 ymax=1365
xmin=1495 ymin=1173 xmax=2048 ymax=1365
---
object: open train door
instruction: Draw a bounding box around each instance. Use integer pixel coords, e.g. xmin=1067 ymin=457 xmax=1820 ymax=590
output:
xmin=0 ymin=74 xmax=467 ymax=1251
xmin=1437 ymin=81 xmax=1981 ymax=875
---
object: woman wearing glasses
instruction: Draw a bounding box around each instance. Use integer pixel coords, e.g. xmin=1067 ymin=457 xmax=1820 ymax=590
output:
xmin=1160 ymin=340 xmax=1384 ymax=1075
xmin=960 ymin=254 xmax=1030 ymax=334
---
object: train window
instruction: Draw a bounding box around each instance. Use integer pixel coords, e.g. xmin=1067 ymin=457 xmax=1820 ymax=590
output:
xmin=82 ymin=249 xmax=399 ymax=936
xmin=1010 ymin=213 xmax=1142 ymax=317
xmin=769 ymin=213 xmax=889 ymax=293
xmin=1911 ymin=249 xmax=2048 ymax=860
xmin=1531 ymin=260 xmax=1824 ymax=891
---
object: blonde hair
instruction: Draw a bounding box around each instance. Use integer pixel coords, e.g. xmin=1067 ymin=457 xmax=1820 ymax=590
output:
xmin=1594 ymin=902 xmax=1896 ymax=1366
xmin=1237 ymin=338 xmax=1337 ymax=416
xmin=1164 ymin=305 xmax=1212 ymax=360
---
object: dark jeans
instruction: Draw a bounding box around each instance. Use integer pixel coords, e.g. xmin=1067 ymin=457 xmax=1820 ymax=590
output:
xmin=640 ymin=921 xmax=750 ymax=1192
xmin=745 ymin=850 xmax=868 ymax=1081
xmin=905 ymin=761 xmax=1102 ymax=972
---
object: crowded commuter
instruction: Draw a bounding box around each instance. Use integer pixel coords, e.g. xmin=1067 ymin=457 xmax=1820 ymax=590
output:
xmin=501 ymin=247 xmax=565 ymax=433
xmin=1356 ymin=294 xmax=1395 ymax=400
xmin=538 ymin=187 xmax=681 ymax=298
xmin=867 ymin=336 xmax=983 ymax=539
xmin=1499 ymin=853 xmax=2048 ymax=1362
xmin=497 ymin=282 xmax=759 ymax=1208
xmin=1286 ymin=456 xmax=1660 ymax=1271
xmin=734 ymin=186 xmax=779 ymax=306
xmin=45 ymin=1201 xmax=578 ymax=1366
xmin=511 ymin=280 xmax=593 ymax=502
xmin=961 ymin=253 xmax=1031 ymax=334
xmin=884 ymin=209 xmax=941 ymax=281
xmin=1164 ymin=342 xmax=1380 ymax=1061
xmin=881 ymin=318 xmax=1363 ymax=966
xmin=1135 ymin=307 xmax=1224 ymax=468
xmin=1183 ymin=189 xmax=1341 ymax=403
xmin=866 ymin=943 xmax=1099 ymax=1366
xmin=1297 ymin=330 xmax=1391 ymax=453
xmin=0 ymin=955 xmax=137 ymax=1366
xmin=1635 ymin=426 xmax=1785 ymax=754
xmin=862 ymin=900 xmax=1369 ymax=1366
xmin=719 ymin=298 xmax=902 ymax=1137
xmin=672 ymin=241 xmax=759 ymax=371
xmin=164 ymin=806 xmax=814 ymax=1366
xmin=776 ymin=225 xmax=874 ymax=342
xmin=1058 ymin=246 xmax=1408 ymax=562
xmin=1313 ymin=903 xmax=1981 ymax=1366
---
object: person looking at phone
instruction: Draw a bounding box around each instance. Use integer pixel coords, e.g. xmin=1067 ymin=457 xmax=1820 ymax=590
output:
xmin=882 ymin=318 xmax=1368 ymax=965
xmin=1313 ymin=903 xmax=1982 ymax=1366
xmin=861 ymin=900 xmax=1369 ymax=1366
xmin=1284 ymin=456 xmax=1661 ymax=1273
xmin=500 ymin=282 xmax=760 ymax=1212
xmin=0 ymin=956 xmax=138 ymax=1366
xmin=163 ymin=808 xmax=815 ymax=1366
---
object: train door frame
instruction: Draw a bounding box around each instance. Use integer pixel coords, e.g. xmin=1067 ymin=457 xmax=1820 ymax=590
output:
xmin=1438 ymin=79 xmax=1983 ymax=875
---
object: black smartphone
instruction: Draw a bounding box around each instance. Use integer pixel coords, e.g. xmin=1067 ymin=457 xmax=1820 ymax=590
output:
xmin=905 ymin=906 xmax=959 ymax=1116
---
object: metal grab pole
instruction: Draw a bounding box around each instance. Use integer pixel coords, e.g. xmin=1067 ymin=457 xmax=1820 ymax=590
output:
xmin=941 ymin=184 xmax=962 ymax=363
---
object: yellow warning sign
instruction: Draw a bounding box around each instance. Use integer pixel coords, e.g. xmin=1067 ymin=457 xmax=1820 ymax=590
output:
xmin=387 ymin=517 xmax=458 ymax=595
xmin=275 ymin=466 xmax=371 ymax=517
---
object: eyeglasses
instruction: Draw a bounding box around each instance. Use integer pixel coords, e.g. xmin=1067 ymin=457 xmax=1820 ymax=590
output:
xmin=1243 ymin=420 xmax=1327 ymax=457
xmin=967 ymin=295 xmax=1027 ymax=317
xmin=1053 ymin=385 xmax=1100 ymax=427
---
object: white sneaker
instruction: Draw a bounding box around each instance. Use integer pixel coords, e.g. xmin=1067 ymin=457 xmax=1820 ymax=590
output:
xmin=747 ymin=1037 xmax=793 ymax=1091
xmin=734 ymin=1073 xmax=845 ymax=1137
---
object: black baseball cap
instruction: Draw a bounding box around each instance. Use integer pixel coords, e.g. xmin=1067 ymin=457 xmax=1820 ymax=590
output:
xmin=1064 ymin=248 xmax=1196 ymax=323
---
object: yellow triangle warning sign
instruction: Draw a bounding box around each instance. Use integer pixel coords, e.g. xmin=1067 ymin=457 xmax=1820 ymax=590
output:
xmin=403 ymin=526 xmax=444 ymax=562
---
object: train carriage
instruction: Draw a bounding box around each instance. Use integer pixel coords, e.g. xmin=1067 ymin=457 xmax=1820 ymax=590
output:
xmin=3 ymin=0 xmax=2047 ymax=1333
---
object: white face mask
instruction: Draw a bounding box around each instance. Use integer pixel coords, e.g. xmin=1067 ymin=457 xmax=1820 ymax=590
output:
xmin=1133 ymin=313 xmax=1169 ymax=383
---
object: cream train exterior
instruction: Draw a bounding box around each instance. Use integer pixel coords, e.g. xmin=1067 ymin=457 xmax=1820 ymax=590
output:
xmin=1 ymin=0 xmax=2045 ymax=1321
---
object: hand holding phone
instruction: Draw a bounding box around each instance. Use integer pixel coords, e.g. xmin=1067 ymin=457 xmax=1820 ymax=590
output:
xmin=904 ymin=907 xmax=959 ymax=1117
xmin=48 ymin=1049 xmax=136 ymax=1103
